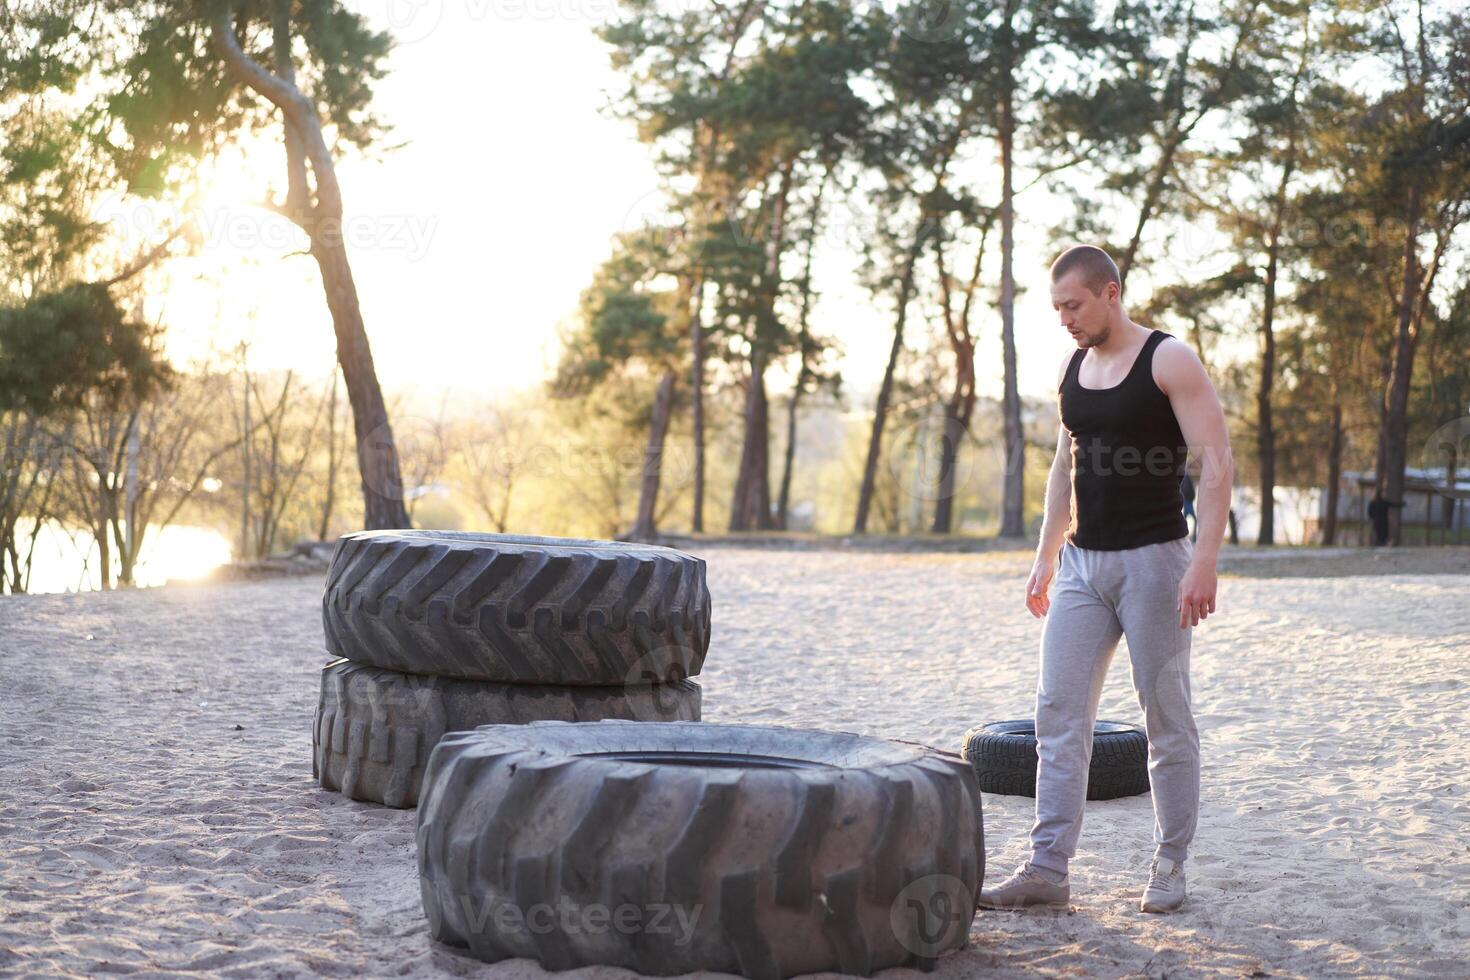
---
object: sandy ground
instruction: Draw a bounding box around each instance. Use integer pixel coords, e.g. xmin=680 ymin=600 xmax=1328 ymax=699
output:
xmin=2 ymin=547 xmax=1468 ymax=978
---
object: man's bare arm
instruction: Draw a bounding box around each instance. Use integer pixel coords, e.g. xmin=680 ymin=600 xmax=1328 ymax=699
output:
xmin=1026 ymin=355 xmax=1075 ymax=618
xmin=1155 ymin=340 xmax=1233 ymax=561
xmin=1155 ymin=340 xmax=1234 ymax=626
xmin=1036 ymin=423 xmax=1073 ymax=564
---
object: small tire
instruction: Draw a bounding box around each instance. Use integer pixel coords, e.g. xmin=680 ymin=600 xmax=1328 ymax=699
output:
xmin=416 ymin=720 xmax=984 ymax=978
xmin=322 ymin=530 xmax=711 ymax=685
xmin=961 ymin=719 xmax=1150 ymax=801
xmin=313 ymin=659 xmax=701 ymax=808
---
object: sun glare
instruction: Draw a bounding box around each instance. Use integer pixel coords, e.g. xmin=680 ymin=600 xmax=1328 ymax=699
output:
xmin=134 ymin=526 xmax=234 ymax=587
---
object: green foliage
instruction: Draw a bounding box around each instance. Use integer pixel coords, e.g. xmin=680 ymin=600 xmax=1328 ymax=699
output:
xmin=2 ymin=1 xmax=393 ymax=198
xmin=554 ymin=228 xmax=687 ymax=399
xmin=296 ymin=0 xmax=394 ymax=147
xmin=0 ymin=283 xmax=172 ymax=416
xmin=0 ymin=102 xmax=110 ymax=290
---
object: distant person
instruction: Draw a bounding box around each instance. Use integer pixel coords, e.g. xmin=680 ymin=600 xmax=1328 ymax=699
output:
xmin=1181 ymin=472 xmax=1197 ymax=542
xmin=978 ymin=245 xmax=1233 ymax=916
xmin=1368 ymin=495 xmax=1389 ymax=547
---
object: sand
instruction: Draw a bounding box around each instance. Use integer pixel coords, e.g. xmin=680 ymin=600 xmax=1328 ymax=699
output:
xmin=1 ymin=546 xmax=1467 ymax=978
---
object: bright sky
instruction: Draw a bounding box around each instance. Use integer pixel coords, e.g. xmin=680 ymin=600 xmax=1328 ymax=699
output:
xmin=134 ymin=1 xmax=1147 ymax=410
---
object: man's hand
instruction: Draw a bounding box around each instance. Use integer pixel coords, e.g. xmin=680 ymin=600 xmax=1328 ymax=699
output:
xmin=1177 ymin=560 xmax=1217 ymax=628
xmin=1026 ymin=557 xmax=1056 ymax=618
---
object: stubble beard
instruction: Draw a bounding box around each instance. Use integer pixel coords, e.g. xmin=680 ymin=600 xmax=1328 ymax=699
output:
xmin=1078 ymin=324 xmax=1110 ymax=349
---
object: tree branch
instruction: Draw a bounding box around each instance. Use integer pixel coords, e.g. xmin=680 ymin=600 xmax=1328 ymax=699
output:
xmin=209 ymin=7 xmax=343 ymax=218
xmin=98 ymin=218 xmax=191 ymax=287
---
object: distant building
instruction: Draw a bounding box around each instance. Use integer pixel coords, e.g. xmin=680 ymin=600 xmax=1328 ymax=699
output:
xmin=1229 ymin=469 xmax=1466 ymax=546
xmin=1309 ymin=469 xmax=1467 ymax=546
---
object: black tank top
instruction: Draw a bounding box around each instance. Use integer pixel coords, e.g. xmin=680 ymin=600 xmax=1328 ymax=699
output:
xmin=1058 ymin=328 xmax=1188 ymax=550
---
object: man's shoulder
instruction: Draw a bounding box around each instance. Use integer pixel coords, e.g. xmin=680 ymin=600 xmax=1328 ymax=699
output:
xmin=1150 ymin=330 xmax=1196 ymax=360
xmin=1149 ymin=332 xmax=1205 ymax=395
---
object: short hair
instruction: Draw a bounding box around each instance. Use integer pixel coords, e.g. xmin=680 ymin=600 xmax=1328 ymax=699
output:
xmin=1050 ymin=245 xmax=1121 ymax=297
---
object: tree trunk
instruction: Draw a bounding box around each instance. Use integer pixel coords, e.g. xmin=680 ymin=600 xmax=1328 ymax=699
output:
xmin=685 ymin=2 xmax=757 ymax=530
xmin=1118 ymin=0 xmax=1260 ymax=288
xmin=1444 ymin=442 xmax=1458 ymax=535
xmin=776 ymin=376 xmax=804 ymax=530
xmin=689 ymin=275 xmax=706 ymax=534
xmin=931 ymin=216 xmax=985 ymax=535
xmin=629 ymin=371 xmax=677 ymax=541
xmin=1322 ymin=401 xmax=1343 ymax=546
xmin=729 ymin=351 xmax=772 ymax=531
xmin=318 ymin=366 xmax=340 ymax=542
xmin=1381 ymin=184 xmax=1421 ymax=547
xmin=119 ymin=412 xmax=140 ymax=586
xmin=1256 ymin=34 xmax=1305 ymax=547
xmin=729 ymin=160 xmax=794 ymax=532
xmin=1256 ymin=242 xmax=1279 ymax=547
xmin=1118 ymin=132 xmax=1182 ymax=291
xmin=932 ymin=341 xmax=977 ymax=535
xmin=997 ymin=59 xmax=1025 ymax=539
xmin=775 ymin=170 xmax=826 ymax=531
xmin=854 ymin=235 xmax=924 ymax=534
xmin=240 ymin=355 xmax=252 ymax=560
xmin=212 ymin=9 xmax=409 ymax=531
xmin=311 ymin=238 xmax=410 ymax=529
xmin=931 ymin=403 xmax=963 ymax=534
xmin=1117 ymin=2 xmax=1198 ymax=290
xmin=95 ymin=484 xmax=112 ymax=591
xmin=1373 ymin=351 xmax=1390 ymax=500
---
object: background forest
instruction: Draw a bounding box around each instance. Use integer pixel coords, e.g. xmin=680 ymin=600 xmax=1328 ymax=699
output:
xmin=1 ymin=0 xmax=1467 ymax=592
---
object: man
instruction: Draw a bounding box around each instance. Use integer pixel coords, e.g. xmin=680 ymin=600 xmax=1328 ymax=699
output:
xmin=978 ymin=245 xmax=1233 ymax=914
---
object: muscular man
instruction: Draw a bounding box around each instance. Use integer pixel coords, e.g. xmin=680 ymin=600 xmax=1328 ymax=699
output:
xmin=978 ymin=245 xmax=1233 ymax=914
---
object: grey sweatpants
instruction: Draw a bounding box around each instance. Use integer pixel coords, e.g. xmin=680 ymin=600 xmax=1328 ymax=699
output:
xmin=1029 ymin=536 xmax=1200 ymax=874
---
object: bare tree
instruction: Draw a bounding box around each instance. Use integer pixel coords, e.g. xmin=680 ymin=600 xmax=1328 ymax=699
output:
xmin=58 ymin=370 xmax=240 ymax=587
xmin=0 ymin=412 xmax=64 ymax=593
xmin=232 ymin=370 xmax=328 ymax=559
xmin=317 ymin=367 xmax=346 ymax=541
xmin=396 ymin=402 xmax=452 ymax=526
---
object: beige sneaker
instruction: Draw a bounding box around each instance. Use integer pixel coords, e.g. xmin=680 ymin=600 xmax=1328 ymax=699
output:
xmin=1140 ymin=857 xmax=1186 ymax=913
xmin=976 ymin=862 xmax=1070 ymax=910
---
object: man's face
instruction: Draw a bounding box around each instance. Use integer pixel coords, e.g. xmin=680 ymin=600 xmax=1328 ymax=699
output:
xmin=1050 ymin=271 xmax=1115 ymax=348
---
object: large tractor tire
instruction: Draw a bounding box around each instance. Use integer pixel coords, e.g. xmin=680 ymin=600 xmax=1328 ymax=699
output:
xmin=416 ymin=719 xmax=984 ymax=979
xmin=322 ymin=531 xmax=710 ymax=686
xmin=961 ymin=719 xmax=1150 ymax=801
xmin=313 ymin=660 xmax=701 ymax=808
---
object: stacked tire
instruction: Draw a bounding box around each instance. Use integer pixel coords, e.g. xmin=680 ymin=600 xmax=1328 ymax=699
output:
xmin=312 ymin=531 xmax=711 ymax=808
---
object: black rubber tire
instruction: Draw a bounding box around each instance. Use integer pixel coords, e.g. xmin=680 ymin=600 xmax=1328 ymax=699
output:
xmin=322 ymin=530 xmax=711 ymax=685
xmin=961 ymin=719 xmax=1150 ymax=801
xmin=416 ymin=720 xmax=984 ymax=978
xmin=313 ymin=660 xmax=701 ymax=808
